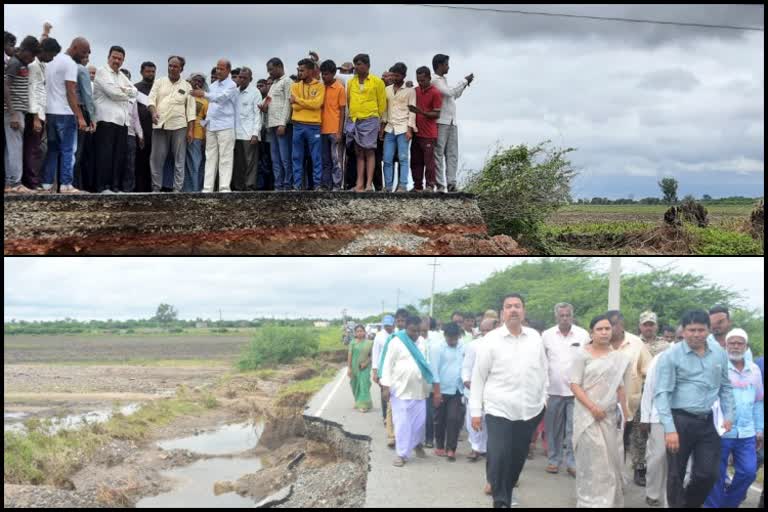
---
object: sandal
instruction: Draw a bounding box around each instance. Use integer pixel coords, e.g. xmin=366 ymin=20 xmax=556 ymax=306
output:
xmin=393 ymin=456 xmax=406 ymax=467
xmin=434 ymin=448 xmax=447 ymax=457
xmin=5 ymin=184 xmax=36 ymax=194
xmin=467 ymin=451 xmax=480 ymax=462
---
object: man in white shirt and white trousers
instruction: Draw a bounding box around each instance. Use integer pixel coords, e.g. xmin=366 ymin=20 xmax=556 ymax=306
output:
xmin=471 ymin=294 xmax=548 ymax=508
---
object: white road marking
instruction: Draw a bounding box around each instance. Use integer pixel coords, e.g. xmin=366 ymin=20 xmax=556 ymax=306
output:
xmin=314 ymin=368 xmax=346 ymax=418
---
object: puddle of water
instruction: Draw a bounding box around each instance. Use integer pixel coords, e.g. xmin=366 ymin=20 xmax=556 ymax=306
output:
xmin=136 ymin=457 xmax=262 ymax=508
xmin=3 ymin=403 xmax=141 ymax=434
xmin=4 ymin=412 xmax=29 ymax=421
xmin=157 ymin=421 xmax=264 ymax=456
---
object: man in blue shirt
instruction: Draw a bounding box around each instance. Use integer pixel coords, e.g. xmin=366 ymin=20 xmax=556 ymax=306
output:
xmin=655 ymin=309 xmax=735 ymax=508
xmin=430 ymin=321 xmax=465 ymax=462
xmin=704 ymin=328 xmax=764 ymax=508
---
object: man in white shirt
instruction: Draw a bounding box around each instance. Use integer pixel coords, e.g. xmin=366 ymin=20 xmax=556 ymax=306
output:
xmin=92 ymin=45 xmax=137 ymax=193
xmin=118 ymin=69 xmax=143 ymax=193
xmin=462 ymin=317 xmax=497 ymax=464
xmin=374 ymin=309 xmax=408 ymax=448
xmin=372 ymin=315 xmax=396 ymax=421
xmin=379 ymin=62 xmax=415 ymax=192
xmin=471 ymin=293 xmax=548 ymax=508
xmin=380 ymin=316 xmax=433 ymax=467
xmin=233 ymin=67 xmax=262 ymax=191
xmin=640 ymin=350 xmax=670 ymax=508
xmin=430 ymin=54 xmax=473 ymax=193
xmin=22 ymin=37 xmax=59 ymax=191
xmin=148 ymin=56 xmax=195 ymax=193
xmin=541 ymin=302 xmax=590 ymax=477
xmin=191 ymin=58 xmax=239 ymax=193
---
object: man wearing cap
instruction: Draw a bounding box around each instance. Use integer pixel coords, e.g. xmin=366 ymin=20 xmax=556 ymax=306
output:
xmin=631 ymin=311 xmax=670 ymax=487
xmin=704 ymin=328 xmax=763 ymax=508
xmin=373 ymin=309 xmax=408 ymax=448
xmin=372 ymin=314 xmax=396 ymax=420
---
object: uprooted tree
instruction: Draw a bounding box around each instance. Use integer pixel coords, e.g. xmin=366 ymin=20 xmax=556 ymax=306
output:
xmin=464 ymin=140 xmax=577 ymax=247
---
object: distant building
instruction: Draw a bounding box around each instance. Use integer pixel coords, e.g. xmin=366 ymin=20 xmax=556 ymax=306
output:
xmin=313 ymin=321 xmax=330 ymax=328
xmin=195 ymin=322 xmax=208 ymax=329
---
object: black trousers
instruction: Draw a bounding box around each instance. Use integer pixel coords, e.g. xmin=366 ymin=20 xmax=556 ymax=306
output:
xmin=666 ymin=410 xmax=721 ymax=508
xmin=425 ymin=392 xmax=435 ymax=444
xmin=93 ymin=121 xmax=127 ymax=192
xmin=434 ymin=392 xmax=465 ymax=451
xmin=233 ymin=140 xmax=259 ymax=191
xmin=73 ymin=107 xmax=94 ymax=191
xmin=486 ymin=408 xmax=545 ymax=508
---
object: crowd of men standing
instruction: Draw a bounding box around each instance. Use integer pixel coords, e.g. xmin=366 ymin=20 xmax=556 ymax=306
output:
xmin=5 ymin=25 xmax=474 ymax=195
xmin=347 ymin=301 xmax=763 ymax=508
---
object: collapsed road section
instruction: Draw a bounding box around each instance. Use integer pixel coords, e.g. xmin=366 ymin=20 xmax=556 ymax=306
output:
xmin=4 ymin=191 xmax=525 ymax=255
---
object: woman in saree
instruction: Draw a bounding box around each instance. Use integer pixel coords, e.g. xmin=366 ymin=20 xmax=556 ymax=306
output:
xmin=569 ymin=314 xmax=632 ymax=508
xmin=348 ymin=324 xmax=373 ymax=412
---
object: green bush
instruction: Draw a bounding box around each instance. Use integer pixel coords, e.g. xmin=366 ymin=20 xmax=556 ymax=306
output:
xmin=237 ymin=326 xmax=319 ymax=371
xmin=464 ymin=140 xmax=576 ymax=252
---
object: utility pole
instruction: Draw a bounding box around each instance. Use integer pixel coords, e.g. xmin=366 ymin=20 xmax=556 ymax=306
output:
xmin=428 ymin=257 xmax=440 ymax=317
xmin=381 ymin=300 xmax=386 ymax=315
xmin=219 ymin=309 xmax=223 ymax=324
xmin=608 ymin=257 xmax=621 ymax=310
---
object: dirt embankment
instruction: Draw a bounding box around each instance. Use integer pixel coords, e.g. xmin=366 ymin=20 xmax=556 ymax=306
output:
xmin=3 ymin=362 xmax=368 ymax=509
xmin=4 ymin=192 xmax=525 ymax=255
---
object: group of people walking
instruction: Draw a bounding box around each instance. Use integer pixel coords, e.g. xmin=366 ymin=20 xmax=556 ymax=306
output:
xmin=346 ymin=301 xmax=763 ymax=508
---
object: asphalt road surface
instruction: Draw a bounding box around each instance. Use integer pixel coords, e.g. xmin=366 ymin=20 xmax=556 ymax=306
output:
xmin=306 ymin=367 xmax=762 ymax=508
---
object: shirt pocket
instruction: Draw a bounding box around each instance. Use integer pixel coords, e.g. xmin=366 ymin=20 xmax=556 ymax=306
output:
xmin=706 ymin=362 xmax=723 ymax=390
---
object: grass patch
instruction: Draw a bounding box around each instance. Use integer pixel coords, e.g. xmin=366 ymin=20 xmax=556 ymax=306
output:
xmin=4 ymin=389 xmax=211 ymax=486
xmin=316 ymin=328 xmax=344 ymax=352
xmin=275 ymin=367 xmax=338 ymax=406
xmin=687 ymin=225 xmax=763 ymax=255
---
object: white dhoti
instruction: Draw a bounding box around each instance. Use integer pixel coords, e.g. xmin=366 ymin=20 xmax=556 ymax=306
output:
xmin=464 ymin=396 xmax=487 ymax=453
xmin=390 ymin=391 xmax=426 ymax=460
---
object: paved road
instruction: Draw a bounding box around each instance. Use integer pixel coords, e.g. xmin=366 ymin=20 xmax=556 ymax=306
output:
xmin=306 ymin=368 xmax=762 ymax=508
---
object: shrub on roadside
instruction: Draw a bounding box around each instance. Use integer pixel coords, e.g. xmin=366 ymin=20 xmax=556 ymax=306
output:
xmin=237 ymin=326 xmax=319 ymax=371
xmin=464 ymin=140 xmax=576 ymax=253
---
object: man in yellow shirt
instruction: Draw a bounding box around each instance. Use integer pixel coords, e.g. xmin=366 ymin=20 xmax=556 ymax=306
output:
xmin=289 ymin=58 xmax=324 ymax=190
xmin=346 ymin=53 xmax=386 ymax=192
xmin=183 ymin=73 xmax=208 ymax=192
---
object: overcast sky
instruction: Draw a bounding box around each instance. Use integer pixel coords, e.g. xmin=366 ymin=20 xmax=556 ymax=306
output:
xmin=3 ymin=257 xmax=763 ymax=321
xmin=4 ymin=3 xmax=764 ymax=198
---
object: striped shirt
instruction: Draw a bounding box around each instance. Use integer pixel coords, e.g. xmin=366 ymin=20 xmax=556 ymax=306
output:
xmin=4 ymin=57 xmax=30 ymax=113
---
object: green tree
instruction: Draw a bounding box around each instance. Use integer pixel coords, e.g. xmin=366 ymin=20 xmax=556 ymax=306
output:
xmin=658 ymin=176 xmax=679 ymax=204
xmin=464 ymin=140 xmax=576 ymax=248
xmin=153 ymin=303 xmax=178 ymax=325
xmin=424 ymin=258 xmax=753 ymax=339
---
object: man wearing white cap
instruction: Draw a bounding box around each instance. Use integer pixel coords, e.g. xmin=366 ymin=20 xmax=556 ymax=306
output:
xmin=704 ymin=328 xmax=764 ymax=508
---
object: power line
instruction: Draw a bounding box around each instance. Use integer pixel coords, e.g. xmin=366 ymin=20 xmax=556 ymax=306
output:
xmin=408 ymin=4 xmax=765 ymax=32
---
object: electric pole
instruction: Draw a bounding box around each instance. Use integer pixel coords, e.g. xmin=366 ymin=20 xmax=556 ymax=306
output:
xmin=608 ymin=257 xmax=621 ymax=310
xmin=428 ymin=257 xmax=440 ymax=317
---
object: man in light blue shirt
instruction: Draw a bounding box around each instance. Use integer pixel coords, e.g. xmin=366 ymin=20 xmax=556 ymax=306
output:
xmin=430 ymin=321 xmax=465 ymax=461
xmin=705 ymin=328 xmax=763 ymax=508
xmin=191 ymin=58 xmax=239 ymax=192
xmin=654 ymin=309 xmax=735 ymax=508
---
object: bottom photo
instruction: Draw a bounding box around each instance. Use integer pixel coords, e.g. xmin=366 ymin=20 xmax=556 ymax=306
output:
xmin=3 ymin=256 xmax=764 ymax=509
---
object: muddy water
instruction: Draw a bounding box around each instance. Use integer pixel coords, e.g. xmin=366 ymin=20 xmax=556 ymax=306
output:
xmin=137 ymin=421 xmax=266 ymax=508
xmin=3 ymin=403 xmax=141 ymax=433
xmin=157 ymin=421 xmax=264 ymax=456
xmin=136 ymin=457 xmax=262 ymax=508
